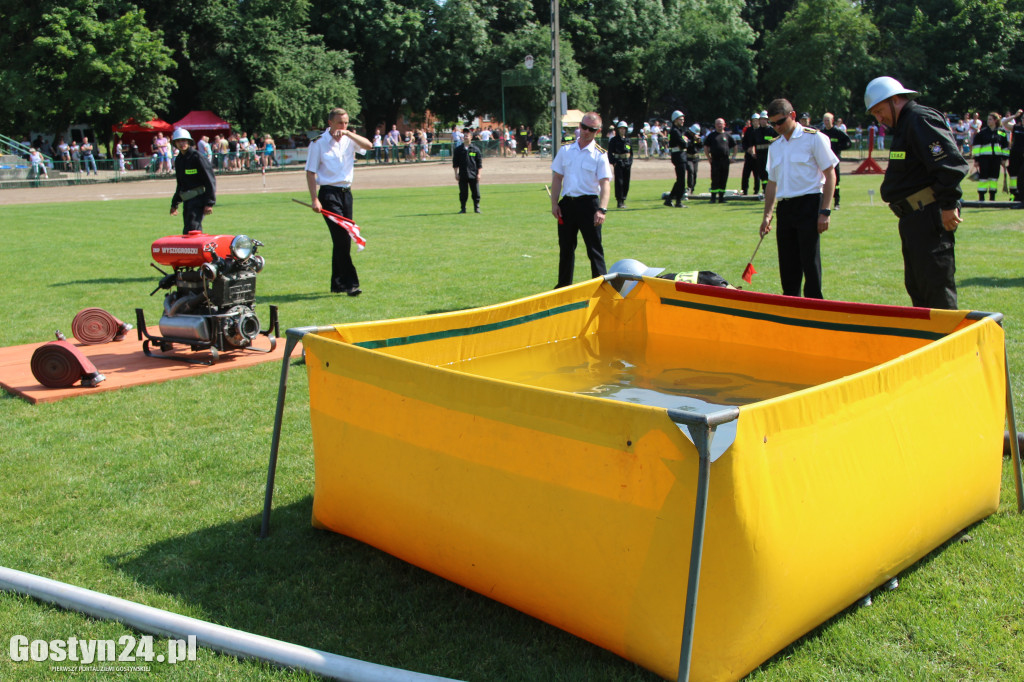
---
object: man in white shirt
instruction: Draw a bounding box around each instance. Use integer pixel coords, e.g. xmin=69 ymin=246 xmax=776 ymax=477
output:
xmin=550 ymin=111 xmax=613 ymax=288
xmin=305 ymin=107 xmax=372 ymax=295
xmin=758 ymin=98 xmax=838 ymax=299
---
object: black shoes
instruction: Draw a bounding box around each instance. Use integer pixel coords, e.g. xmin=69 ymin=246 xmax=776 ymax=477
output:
xmin=459 ymin=207 xmax=466 ymax=213
xmin=664 ymin=199 xmax=673 ymax=207
xmin=474 ymin=206 xmax=481 ymax=213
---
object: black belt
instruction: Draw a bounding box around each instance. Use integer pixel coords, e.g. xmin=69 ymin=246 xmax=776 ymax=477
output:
xmin=322 ymin=185 xmax=351 ymax=193
xmin=561 ymin=194 xmax=597 ymax=202
xmin=889 ymin=187 xmax=936 ymax=218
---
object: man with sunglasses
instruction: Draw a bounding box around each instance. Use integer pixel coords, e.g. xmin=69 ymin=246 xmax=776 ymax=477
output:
xmin=758 ymin=99 xmax=838 ymax=299
xmin=550 ymin=112 xmax=613 ymax=288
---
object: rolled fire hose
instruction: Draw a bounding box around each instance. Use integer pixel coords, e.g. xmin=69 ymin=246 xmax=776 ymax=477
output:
xmin=30 ymin=332 xmax=105 ymax=388
xmin=71 ymin=308 xmax=132 ymax=345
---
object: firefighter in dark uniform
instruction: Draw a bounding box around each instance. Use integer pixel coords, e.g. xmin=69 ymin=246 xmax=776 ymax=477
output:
xmin=740 ymin=114 xmax=760 ymax=195
xmin=684 ymin=123 xmax=702 ymax=196
xmin=970 ymin=112 xmax=1009 ymax=201
xmin=453 ymin=130 xmax=483 ymax=213
xmin=754 ymin=111 xmax=776 ymax=195
xmin=608 ymin=121 xmax=633 ymax=208
xmin=866 ymin=76 xmax=968 ymax=309
xmin=821 ymin=112 xmax=851 ymax=208
xmin=169 ymin=128 xmax=216 ymax=234
xmin=1008 ymin=110 xmax=1024 ymax=201
xmin=704 ymin=118 xmax=736 ymax=203
xmin=665 ymin=110 xmax=688 ymax=207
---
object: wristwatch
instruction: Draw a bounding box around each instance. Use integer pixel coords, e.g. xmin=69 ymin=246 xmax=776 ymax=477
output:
xmin=597 ymin=207 xmax=607 ymax=214
xmin=818 ymin=209 xmax=832 ymax=216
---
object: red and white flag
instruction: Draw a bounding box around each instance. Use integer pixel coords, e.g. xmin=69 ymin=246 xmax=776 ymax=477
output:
xmin=321 ymin=209 xmax=366 ymax=251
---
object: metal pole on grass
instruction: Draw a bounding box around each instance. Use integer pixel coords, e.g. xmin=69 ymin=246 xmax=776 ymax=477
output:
xmin=1005 ymin=348 xmax=1024 ymax=512
xmin=0 ymin=566 xmax=460 ymax=682
xmin=666 ymin=406 xmax=740 ymax=682
xmin=260 ymin=326 xmax=330 ymax=539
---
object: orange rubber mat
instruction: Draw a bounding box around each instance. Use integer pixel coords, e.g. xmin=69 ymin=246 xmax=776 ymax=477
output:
xmin=0 ymin=329 xmax=297 ymax=404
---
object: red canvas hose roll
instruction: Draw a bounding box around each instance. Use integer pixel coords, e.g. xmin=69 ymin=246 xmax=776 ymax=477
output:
xmin=30 ymin=334 xmax=105 ymax=388
xmin=71 ymin=308 xmax=132 ymax=345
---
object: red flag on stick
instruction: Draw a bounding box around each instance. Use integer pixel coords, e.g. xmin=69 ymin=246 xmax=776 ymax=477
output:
xmin=322 ymin=210 xmax=366 ymax=251
xmin=292 ymin=198 xmax=367 ymax=251
xmin=742 ymin=234 xmax=766 ymax=284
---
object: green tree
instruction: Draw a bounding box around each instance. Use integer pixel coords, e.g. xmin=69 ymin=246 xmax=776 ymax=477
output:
xmin=642 ymin=0 xmax=758 ymax=124
xmin=0 ymin=0 xmax=174 ymax=151
xmin=136 ymin=0 xmax=358 ymax=136
xmin=865 ymin=0 xmax=1024 ymax=114
xmin=491 ymin=24 xmax=598 ymax=131
xmin=556 ymin=0 xmax=667 ymax=127
xmin=309 ymin=0 xmax=439 ymax=130
xmin=761 ymin=0 xmax=879 ymax=120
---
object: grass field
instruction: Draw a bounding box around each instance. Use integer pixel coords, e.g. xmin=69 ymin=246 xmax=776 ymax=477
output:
xmin=1 ymin=173 xmax=1023 ymax=681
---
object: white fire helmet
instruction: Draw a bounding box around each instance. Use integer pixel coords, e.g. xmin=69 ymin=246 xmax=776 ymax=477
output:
xmin=671 ymin=110 xmax=684 ymax=123
xmin=171 ymin=128 xmax=193 ymax=143
xmin=864 ymin=77 xmax=918 ymax=112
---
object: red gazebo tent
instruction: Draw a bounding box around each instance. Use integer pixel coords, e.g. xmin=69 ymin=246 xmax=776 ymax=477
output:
xmin=171 ymin=111 xmax=232 ymax=139
xmin=111 ymin=117 xmax=174 ymax=154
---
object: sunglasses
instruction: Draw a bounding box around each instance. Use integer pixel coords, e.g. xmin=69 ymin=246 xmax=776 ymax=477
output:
xmin=768 ymin=116 xmax=789 ymax=128
xmin=579 ymin=123 xmax=599 ymax=133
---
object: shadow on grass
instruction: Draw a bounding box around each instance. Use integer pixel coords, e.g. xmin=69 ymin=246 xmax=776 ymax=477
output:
xmin=51 ymin=276 xmax=153 ymax=287
xmin=110 ymin=498 xmax=657 ymax=682
xmin=959 ymin=277 xmax=1024 ymax=289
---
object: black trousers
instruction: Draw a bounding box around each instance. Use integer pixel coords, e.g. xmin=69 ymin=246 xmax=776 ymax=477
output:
xmin=775 ymin=193 xmax=823 ymax=298
xmin=318 ymin=185 xmax=359 ymax=292
xmin=709 ymin=157 xmax=730 ymax=200
xmin=614 ymin=164 xmax=631 ymax=203
xmin=459 ymin=176 xmax=480 ymax=208
xmin=685 ymin=157 xmax=699 ymax=193
xmin=556 ymin=195 xmax=605 ymax=288
xmin=833 ymin=163 xmax=842 ymax=206
xmin=669 ymin=157 xmax=686 ymax=202
xmin=181 ymin=197 xmax=208 ymax=234
xmin=741 ymin=154 xmax=759 ymax=194
xmin=898 ymin=203 xmax=956 ymax=309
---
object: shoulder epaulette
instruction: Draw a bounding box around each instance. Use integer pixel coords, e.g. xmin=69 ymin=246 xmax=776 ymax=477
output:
xmin=803 ymin=126 xmax=819 ymax=133
xmin=595 ymin=144 xmax=607 ymax=153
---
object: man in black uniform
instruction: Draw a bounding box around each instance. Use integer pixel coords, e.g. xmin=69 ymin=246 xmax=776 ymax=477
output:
xmin=866 ymin=76 xmax=968 ymax=309
xmin=704 ymin=118 xmax=736 ymax=203
xmin=608 ymin=121 xmax=633 ymax=208
xmin=1008 ymin=110 xmax=1024 ymax=201
xmin=684 ymin=123 xmax=702 ymax=196
xmin=453 ymin=130 xmax=483 ymax=213
xmin=821 ymin=113 xmax=851 ymax=209
xmin=665 ymin=110 xmax=688 ymax=207
xmin=740 ymin=114 xmax=760 ymax=195
xmin=169 ymin=128 xmax=216 ymax=234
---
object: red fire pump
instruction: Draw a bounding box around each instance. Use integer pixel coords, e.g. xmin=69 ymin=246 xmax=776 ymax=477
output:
xmin=136 ymin=231 xmax=277 ymax=364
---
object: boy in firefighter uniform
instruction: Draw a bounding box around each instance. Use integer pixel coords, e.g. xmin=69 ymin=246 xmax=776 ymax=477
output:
xmin=684 ymin=123 xmax=702 ymax=196
xmin=169 ymin=128 xmax=216 ymax=234
xmin=754 ymin=111 xmax=776 ymax=194
xmin=971 ymin=112 xmax=1009 ymax=201
xmin=453 ymin=131 xmax=483 ymax=213
xmin=664 ymin=111 xmax=688 ymax=207
xmin=608 ymin=121 xmax=633 ymax=208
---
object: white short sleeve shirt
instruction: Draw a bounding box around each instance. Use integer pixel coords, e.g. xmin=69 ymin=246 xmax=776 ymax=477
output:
xmin=305 ymin=128 xmax=366 ymax=187
xmin=551 ymin=139 xmax=613 ymax=197
xmin=766 ymin=126 xmax=838 ymax=199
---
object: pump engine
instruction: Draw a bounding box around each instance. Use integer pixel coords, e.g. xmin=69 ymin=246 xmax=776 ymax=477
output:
xmin=136 ymin=231 xmax=277 ymax=364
